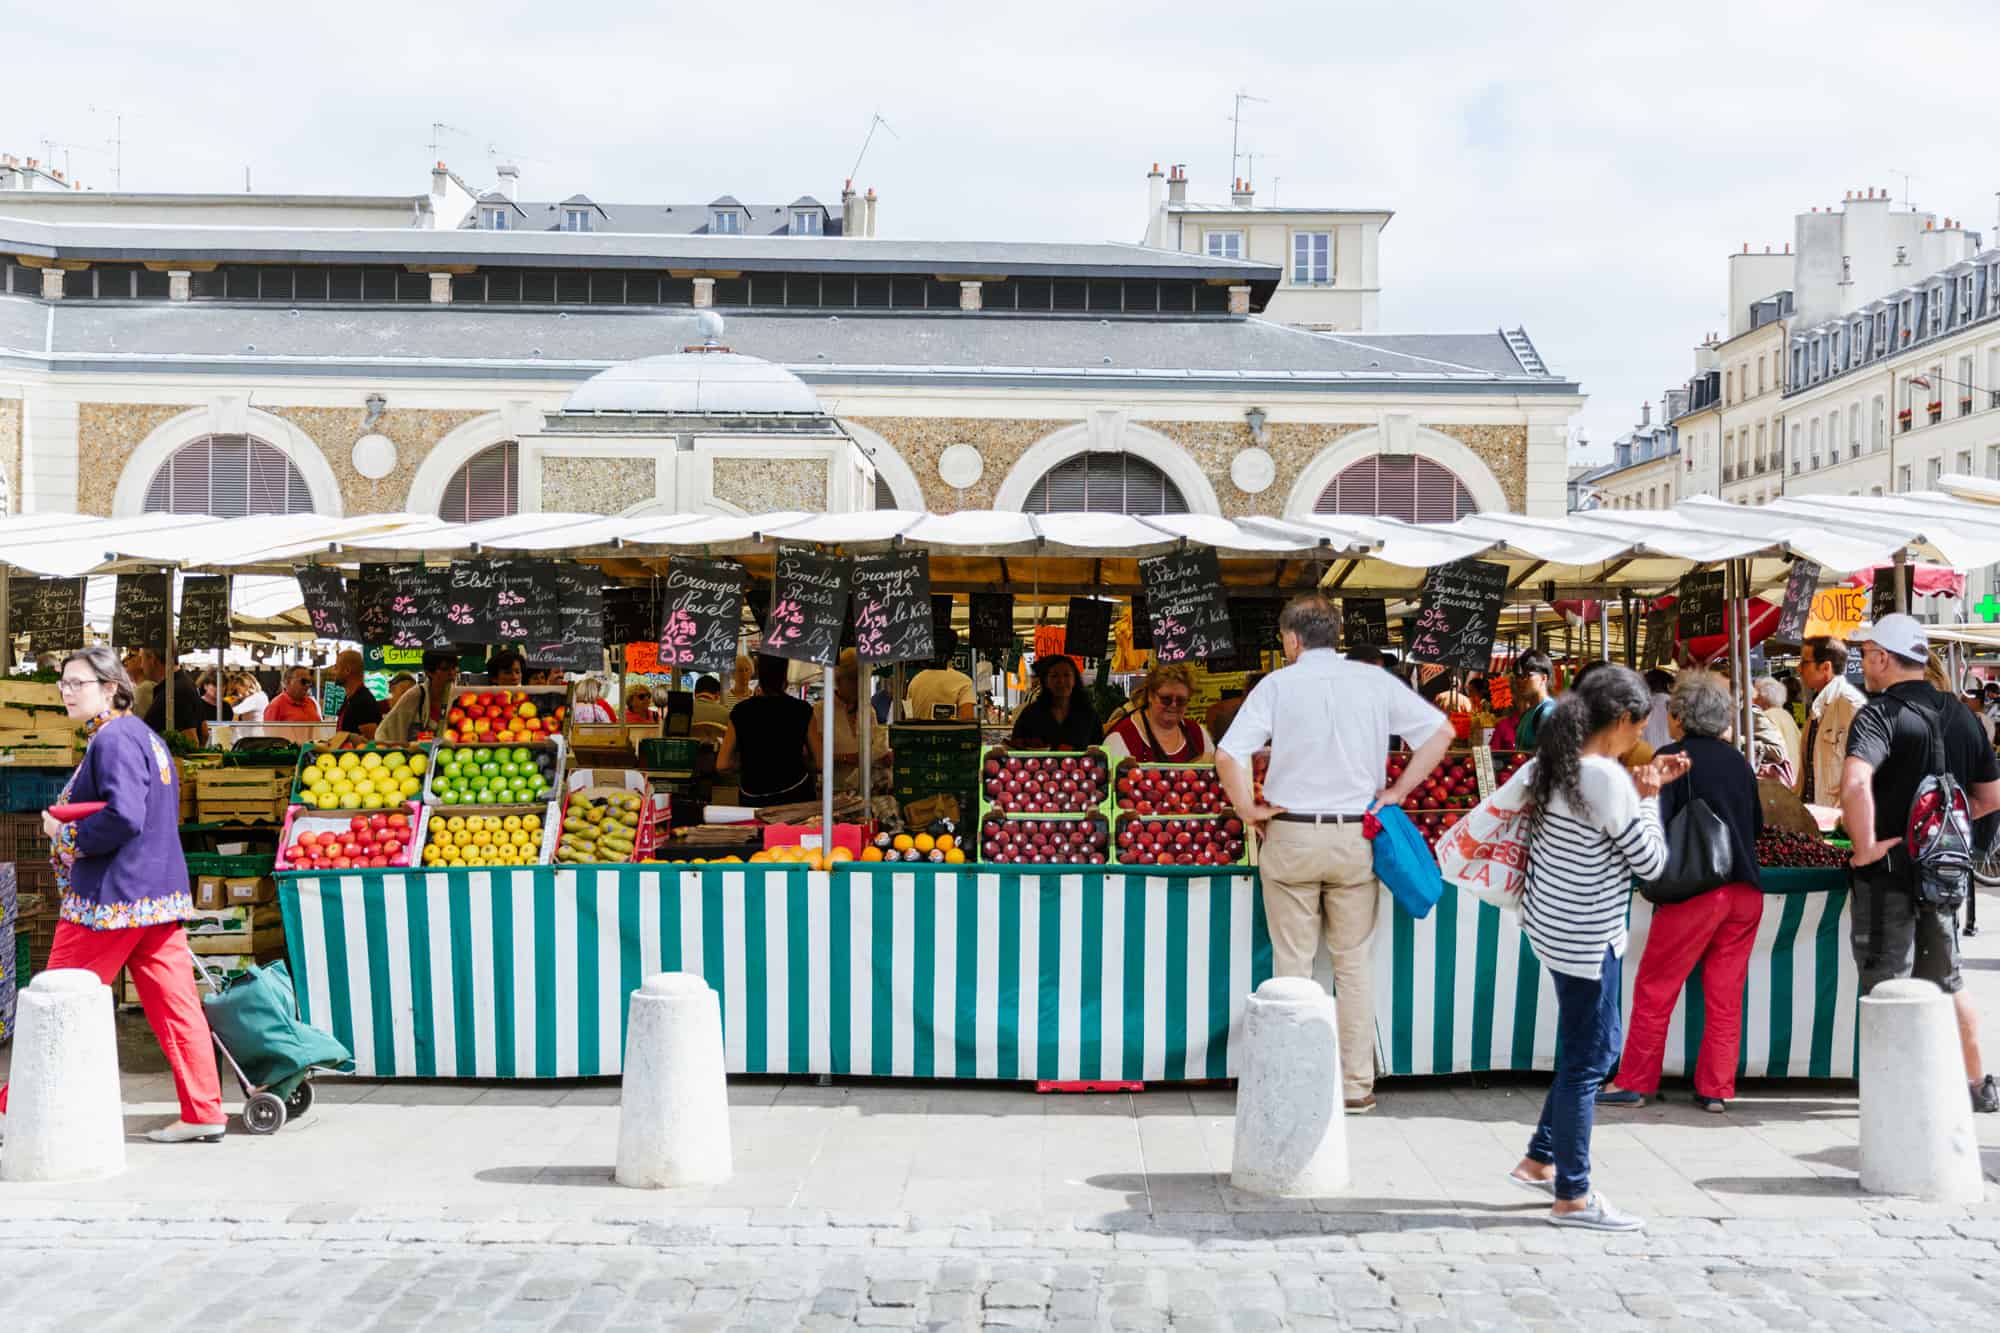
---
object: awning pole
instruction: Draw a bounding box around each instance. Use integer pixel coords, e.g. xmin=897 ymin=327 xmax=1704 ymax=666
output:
xmin=821 ymin=664 xmax=836 ymax=844
xmin=1894 ymin=548 xmax=1911 ymax=615
xmin=163 ymin=564 xmax=178 ymax=735
xmin=1598 ymin=601 xmax=1609 ymax=662
xmin=858 ymin=658 xmax=872 ymax=818
xmin=0 ymin=563 xmax=11 ymax=675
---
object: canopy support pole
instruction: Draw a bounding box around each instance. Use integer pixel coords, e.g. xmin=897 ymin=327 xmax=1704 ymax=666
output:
xmin=821 ymin=665 xmax=836 ymax=845
xmin=163 ymin=564 xmax=178 ymax=736
xmin=1598 ymin=602 xmax=1609 ymax=661
xmin=0 ymin=563 xmax=11 ymax=675
xmin=858 ymin=658 xmax=872 ymax=820
xmin=1894 ymin=547 xmax=1911 ymax=615
xmin=1734 ymin=559 xmax=1754 ymax=763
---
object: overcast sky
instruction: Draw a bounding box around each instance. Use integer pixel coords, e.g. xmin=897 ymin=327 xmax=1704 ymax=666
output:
xmin=9 ymin=1 xmax=1996 ymax=462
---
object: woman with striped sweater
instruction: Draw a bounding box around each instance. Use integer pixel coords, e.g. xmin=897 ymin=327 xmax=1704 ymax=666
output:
xmin=1507 ymin=665 xmax=1686 ymax=1232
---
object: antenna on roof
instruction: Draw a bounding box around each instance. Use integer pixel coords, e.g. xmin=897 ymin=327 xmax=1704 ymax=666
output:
xmin=428 ymin=121 xmax=471 ymax=162
xmin=847 ymin=112 xmax=899 ymax=184
xmin=1229 ymin=90 xmax=1269 ymax=189
xmin=1889 ymin=168 xmax=1914 ymax=210
xmin=89 ymin=105 xmax=122 ymax=189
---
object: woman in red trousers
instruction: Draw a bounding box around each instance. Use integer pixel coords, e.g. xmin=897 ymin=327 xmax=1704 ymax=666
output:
xmin=1599 ymin=671 xmax=1766 ymax=1112
xmin=0 ymin=646 xmax=226 ymax=1144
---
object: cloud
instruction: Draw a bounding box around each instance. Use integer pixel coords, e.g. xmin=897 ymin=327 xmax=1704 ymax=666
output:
xmin=5 ymin=0 xmax=1994 ymax=475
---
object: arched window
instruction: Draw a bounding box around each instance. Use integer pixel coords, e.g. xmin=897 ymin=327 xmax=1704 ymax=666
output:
xmin=874 ymin=472 xmax=897 ymax=510
xmin=439 ymin=441 xmax=519 ymax=522
xmin=143 ymin=435 xmax=314 ymax=516
xmin=1316 ymin=455 xmax=1476 ymax=523
xmin=1021 ymin=451 xmax=1189 ymax=515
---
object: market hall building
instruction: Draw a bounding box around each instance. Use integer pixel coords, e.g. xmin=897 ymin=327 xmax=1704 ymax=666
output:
xmin=0 ymin=205 xmax=1581 ymax=524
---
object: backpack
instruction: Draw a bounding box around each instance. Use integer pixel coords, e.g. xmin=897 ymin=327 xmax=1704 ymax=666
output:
xmin=1898 ymin=696 xmax=1975 ymax=912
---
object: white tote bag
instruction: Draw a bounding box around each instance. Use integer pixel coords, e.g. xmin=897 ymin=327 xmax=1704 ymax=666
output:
xmin=1434 ymin=759 xmax=1536 ymax=913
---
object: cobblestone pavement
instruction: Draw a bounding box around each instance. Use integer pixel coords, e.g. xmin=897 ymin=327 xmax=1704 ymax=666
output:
xmin=4 ymin=1204 xmax=1998 ymax=1331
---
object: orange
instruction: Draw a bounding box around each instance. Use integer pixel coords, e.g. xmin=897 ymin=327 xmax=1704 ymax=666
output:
xmin=861 ymin=846 xmax=884 ymax=862
xmin=829 ymin=846 xmax=854 ymax=862
xmin=944 ymin=848 xmax=966 ymax=864
xmin=913 ymin=833 xmax=935 ymax=853
xmin=892 ymin=834 xmax=915 ymax=852
xmin=935 ymin=834 xmax=955 ymax=852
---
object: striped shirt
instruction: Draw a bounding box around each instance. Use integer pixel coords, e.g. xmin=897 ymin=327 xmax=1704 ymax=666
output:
xmin=1521 ymin=756 xmax=1666 ymax=980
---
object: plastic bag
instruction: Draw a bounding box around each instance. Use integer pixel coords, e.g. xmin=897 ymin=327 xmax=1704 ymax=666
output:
xmin=1366 ymin=803 xmax=1445 ymax=920
xmin=1435 ymin=759 xmax=1535 ymax=913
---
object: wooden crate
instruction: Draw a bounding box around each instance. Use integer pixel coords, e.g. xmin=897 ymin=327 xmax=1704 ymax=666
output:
xmin=0 ymin=730 xmax=80 ymax=766
xmin=0 ymin=681 xmax=62 ymax=709
xmin=194 ymin=767 xmax=290 ymax=824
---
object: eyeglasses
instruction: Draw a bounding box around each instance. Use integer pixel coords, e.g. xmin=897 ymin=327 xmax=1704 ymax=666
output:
xmin=1154 ymin=694 xmax=1190 ymax=708
xmin=57 ymin=676 xmax=106 ymax=694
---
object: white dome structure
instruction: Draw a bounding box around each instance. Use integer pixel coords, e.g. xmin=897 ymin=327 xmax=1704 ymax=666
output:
xmin=562 ymin=333 xmax=823 ymax=417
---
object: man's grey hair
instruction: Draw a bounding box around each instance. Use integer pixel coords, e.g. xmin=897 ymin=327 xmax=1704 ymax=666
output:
xmin=1670 ymin=670 xmax=1735 ymax=739
xmin=1277 ymin=595 xmax=1342 ymax=651
xmin=1751 ymin=676 xmax=1787 ymax=710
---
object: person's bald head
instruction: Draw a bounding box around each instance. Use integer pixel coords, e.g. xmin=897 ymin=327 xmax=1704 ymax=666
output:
xmin=333 ymin=649 xmax=365 ymax=685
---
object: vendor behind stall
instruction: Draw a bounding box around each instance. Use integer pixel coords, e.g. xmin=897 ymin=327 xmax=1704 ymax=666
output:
xmin=811 ymin=649 xmax=892 ymax=794
xmin=377 ymin=650 xmax=458 ymax=743
xmin=486 ymin=648 xmax=526 ymax=687
xmin=1009 ymin=653 xmax=1100 ymax=751
xmin=905 ymin=644 xmax=976 ymax=722
xmin=263 ymin=666 xmax=323 ymax=724
xmin=331 ymin=650 xmax=381 ymax=739
xmin=1104 ymin=663 xmax=1207 ymax=764
xmin=719 ymin=653 xmax=814 ymax=806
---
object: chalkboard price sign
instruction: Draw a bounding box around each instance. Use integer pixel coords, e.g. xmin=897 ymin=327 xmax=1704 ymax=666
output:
xmin=763 ymin=550 xmax=850 ymax=668
xmin=1139 ymin=549 xmax=1234 ymax=664
xmin=1130 ymin=592 xmax=1152 ymax=650
xmin=603 ymin=585 xmax=659 ymax=647
xmin=850 ymin=551 xmax=933 ymax=665
xmin=1644 ymin=608 xmax=1674 ymax=669
xmin=659 ymin=558 xmax=746 ymax=672
xmin=387 ymin=565 xmax=451 ymax=651
xmin=178 ymin=576 xmax=231 ymax=649
xmin=968 ymin=592 xmax=1014 ymax=658
xmin=1064 ymin=596 xmax=1114 ymax=663
xmin=1342 ymin=598 xmax=1389 ymax=649
xmin=1870 ymin=567 xmax=1903 ymax=620
xmin=356 ymin=564 xmax=397 ymax=645
xmin=444 ymin=564 xmax=504 ymax=641
xmin=111 ymin=572 xmax=170 ymax=649
xmin=1408 ymin=559 xmax=1507 ymax=671
xmin=494 ymin=562 xmax=561 ymax=647
xmin=1676 ymin=569 xmax=1727 ymax=642
xmin=1224 ymin=598 xmax=1281 ymax=672
xmin=7 ymin=578 xmax=85 ymax=654
xmin=295 ymin=568 xmax=354 ymax=641
xmin=540 ymin=565 xmax=604 ymax=671
xmin=930 ymin=595 xmax=955 ymax=656
xmin=1772 ymin=561 xmax=1821 ymax=646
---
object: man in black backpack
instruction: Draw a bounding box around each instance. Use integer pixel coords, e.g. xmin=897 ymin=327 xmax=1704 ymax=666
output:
xmin=1841 ymin=615 xmax=2000 ymax=1114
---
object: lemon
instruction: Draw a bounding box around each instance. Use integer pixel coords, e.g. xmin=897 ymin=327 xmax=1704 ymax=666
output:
xmin=317 ymin=793 xmax=339 ymax=811
xmin=398 ymin=778 xmax=420 ymax=798
xmin=447 ymin=816 xmax=465 ymax=831
xmin=407 ymin=754 xmax=428 ymax=776
xmin=336 ymin=752 xmax=360 ymax=770
xmin=360 ymin=752 xmax=383 ymax=770
xmin=362 ymin=792 xmax=384 ymax=810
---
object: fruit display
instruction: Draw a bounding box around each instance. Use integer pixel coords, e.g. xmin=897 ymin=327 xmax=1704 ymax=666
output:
xmin=420 ymin=810 xmax=549 ymax=868
xmin=1755 ymin=829 xmax=1850 ymax=868
xmin=978 ymin=814 xmax=1110 ymax=866
xmin=556 ymin=789 xmax=645 ymax=864
xmin=1114 ymin=814 xmax=1245 ymax=867
xmin=1388 ymin=748 xmax=1527 ymax=851
xmin=1115 ymin=762 xmax=1228 ymax=816
xmin=980 ymin=748 xmax=1109 ymax=816
xmin=865 ymin=819 xmax=967 ymax=864
xmin=426 ymin=743 xmax=562 ymax=807
xmin=294 ymin=746 xmax=429 ymax=811
xmin=276 ymin=806 xmax=424 ymax=872
xmin=441 ymin=688 xmax=567 ymax=746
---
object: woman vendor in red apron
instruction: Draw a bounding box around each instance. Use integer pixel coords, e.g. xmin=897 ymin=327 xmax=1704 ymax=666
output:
xmin=1104 ymin=663 xmax=1208 ymax=764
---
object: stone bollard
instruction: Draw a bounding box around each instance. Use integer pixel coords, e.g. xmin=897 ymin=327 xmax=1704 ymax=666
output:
xmin=1 ymin=969 xmax=126 ymax=1184
xmin=615 ymin=973 xmax=732 ymax=1189
xmin=1229 ymin=977 xmax=1348 ymax=1197
xmin=1858 ymin=978 xmax=1984 ymax=1203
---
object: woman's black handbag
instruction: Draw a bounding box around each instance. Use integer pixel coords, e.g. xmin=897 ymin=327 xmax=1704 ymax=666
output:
xmin=1640 ymin=797 xmax=1734 ymax=904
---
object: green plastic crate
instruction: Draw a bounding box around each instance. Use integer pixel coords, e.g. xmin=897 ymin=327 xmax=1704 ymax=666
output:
xmin=637 ymin=738 xmax=703 ymax=778
xmin=184 ymin=852 xmax=278 ymax=878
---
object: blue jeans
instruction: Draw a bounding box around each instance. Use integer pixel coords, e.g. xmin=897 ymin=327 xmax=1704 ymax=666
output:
xmin=1525 ymin=944 xmax=1623 ymax=1202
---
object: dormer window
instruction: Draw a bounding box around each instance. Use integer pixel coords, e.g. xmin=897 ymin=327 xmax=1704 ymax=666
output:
xmin=1205 ymin=230 xmax=1243 ymax=260
xmin=711 ymin=209 xmax=743 ymax=235
xmin=1929 ymin=287 xmax=1946 ymax=334
xmin=562 ymin=207 xmax=593 ymax=233
xmin=791 ymin=209 xmax=823 ymax=236
xmin=482 ymin=206 xmax=511 ymax=231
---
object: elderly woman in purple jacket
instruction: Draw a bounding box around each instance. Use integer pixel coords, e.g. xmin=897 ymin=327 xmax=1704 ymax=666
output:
xmin=0 ymin=646 xmax=225 ymax=1143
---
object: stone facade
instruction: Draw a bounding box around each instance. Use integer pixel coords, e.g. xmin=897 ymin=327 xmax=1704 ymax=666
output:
xmin=1149 ymin=420 xmax=1371 ymax=516
xmin=711 ymin=456 xmax=828 ymax=512
xmin=1425 ymin=423 xmax=1528 ymax=510
xmin=0 ymin=397 xmax=19 ymax=514
xmin=847 ymin=417 xmax=1070 ymax=511
xmin=541 ymin=456 xmax=660 ymax=514
xmin=77 ymin=402 xmax=192 ymax=515
xmin=273 ymin=407 xmax=484 ymax=515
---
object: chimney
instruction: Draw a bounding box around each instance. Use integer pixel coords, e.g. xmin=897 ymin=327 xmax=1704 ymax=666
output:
xmin=1231 ymin=177 xmax=1255 ymax=207
xmin=1167 ymin=164 xmax=1188 ymax=206
xmin=841 ymin=178 xmax=861 ymax=235
xmin=431 ymin=160 xmax=449 ymax=198
xmin=494 ymin=163 xmax=519 ymax=201
xmin=1145 ymin=162 xmax=1167 ymax=248
xmin=863 ymin=186 xmax=877 ymax=237
xmin=1640 ymin=402 xmax=1652 ymax=427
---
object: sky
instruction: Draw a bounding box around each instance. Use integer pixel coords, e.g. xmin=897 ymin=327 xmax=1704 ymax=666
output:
xmin=7 ymin=1 xmax=1997 ymax=463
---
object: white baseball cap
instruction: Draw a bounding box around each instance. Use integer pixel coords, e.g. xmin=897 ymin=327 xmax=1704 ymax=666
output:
xmin=1851 ymin=612 xmax=1929 ymax=661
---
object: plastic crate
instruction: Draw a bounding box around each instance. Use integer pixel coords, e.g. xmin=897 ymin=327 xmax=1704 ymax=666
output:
xmin=637 ymin=737 xmax=703 ymax=778
xmin=184 ymin=852 xmax=278 ymax=878
xmin=0 ymin=768 xmax=70 ymax=813
xmin=0 ymin=812 xmax=46 ymax=865
xmin=220 ymin=742 xmax=306 ymax=768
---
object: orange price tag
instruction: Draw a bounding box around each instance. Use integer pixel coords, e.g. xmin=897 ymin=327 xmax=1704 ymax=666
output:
xmin=1488 ymin=675 xmax=1514 ymax=711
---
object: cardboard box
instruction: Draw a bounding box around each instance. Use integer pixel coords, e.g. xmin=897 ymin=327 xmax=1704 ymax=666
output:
xmin=192 ymin=876 xmax=230 ymax=912
xmin=225 ymin=875 xmax=276 ymax=906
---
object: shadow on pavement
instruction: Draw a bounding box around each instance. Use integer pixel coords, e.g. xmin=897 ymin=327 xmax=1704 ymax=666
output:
xmin=474 ymin=1165 xmax=620 ymax=1189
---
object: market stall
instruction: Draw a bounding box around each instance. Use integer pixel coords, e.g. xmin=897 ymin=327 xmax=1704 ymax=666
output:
xmin=7 ymin=498 xmax=1966 ymax=1085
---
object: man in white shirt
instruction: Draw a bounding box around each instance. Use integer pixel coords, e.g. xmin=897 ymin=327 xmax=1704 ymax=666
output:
xmin=1797 ymin=636 xmax=1868 ymax=806
xmin=1216 ymin=595 xmax=1453 ymax=1112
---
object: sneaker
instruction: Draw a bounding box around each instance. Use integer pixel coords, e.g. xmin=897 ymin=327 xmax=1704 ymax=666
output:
xmin=1343 ymin=1094 xmax=1376 ymax=1114
xmin=1692 ymin=1095 xmax=1727 ymax=1114
xmin=1507 ymin=1168 xmax=1556 ymax=1196
xmin=1595 ymin=1086 xmax=1646 ymax=1107
xmin=1548 ymin=1192 xmax=1646 ymax=1232
xmin=145 ymin=1120 xmax=227 ymax=1144
xmin=1973 ymin=1075 xmax=2000 ymax=1114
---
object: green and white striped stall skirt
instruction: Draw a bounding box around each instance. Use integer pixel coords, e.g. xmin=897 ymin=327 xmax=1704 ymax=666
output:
xmin=277 ymin=865 xmax=1857 ymax=1082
